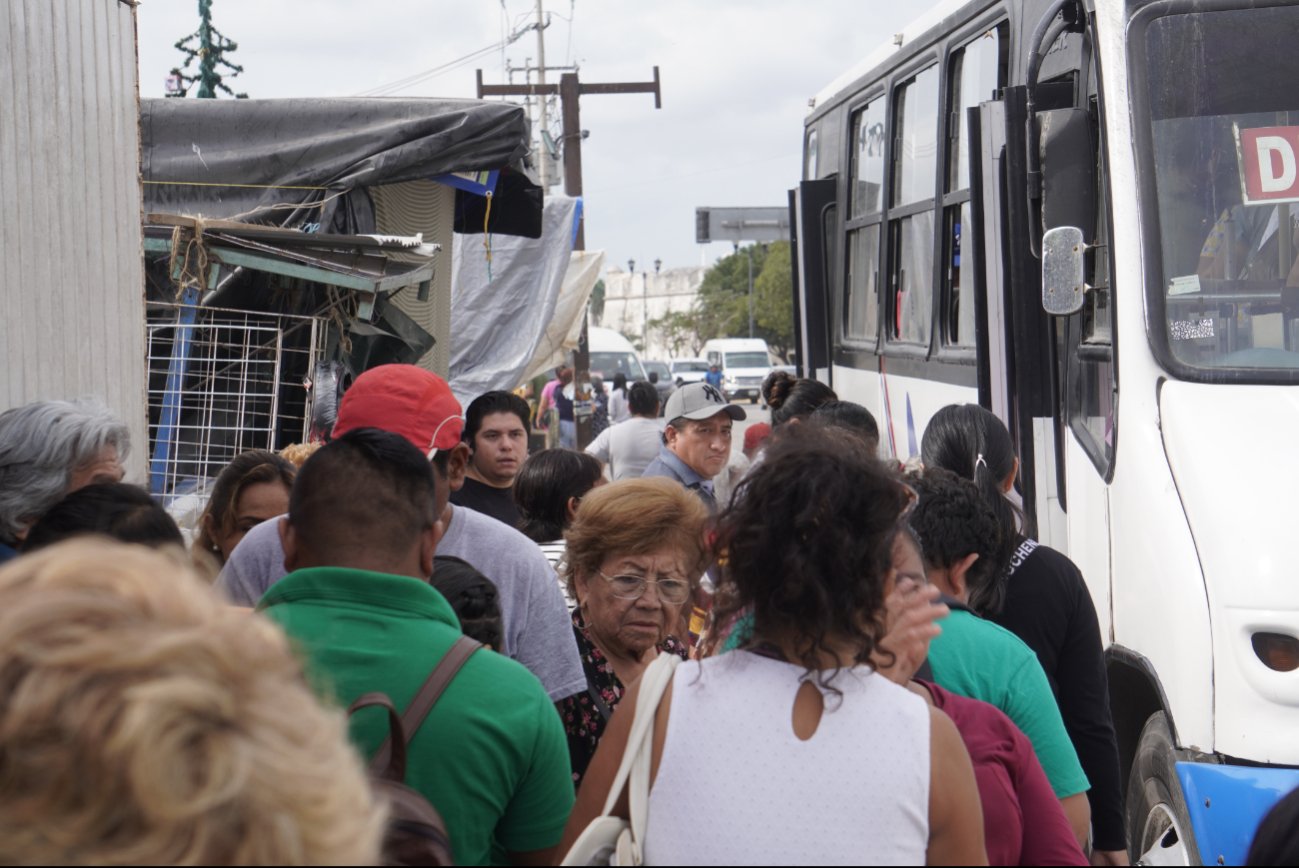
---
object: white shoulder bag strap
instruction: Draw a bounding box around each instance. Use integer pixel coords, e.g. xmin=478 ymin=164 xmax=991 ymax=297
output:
xmin=562 ymin=652 xmax=681 ymax=866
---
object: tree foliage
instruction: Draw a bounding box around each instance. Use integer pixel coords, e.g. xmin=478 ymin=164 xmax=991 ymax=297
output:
xmin=694 ymin=242 xmax=795 ymax=360
xmin=647 ymin=310 xmax=704 ymax=358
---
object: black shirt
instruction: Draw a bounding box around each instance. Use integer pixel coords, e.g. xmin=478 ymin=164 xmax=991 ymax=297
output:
xmin=449 ymin=477 xmax=521 ymax=529
xmin=991 ymin=537 xmax=1127 ymax=852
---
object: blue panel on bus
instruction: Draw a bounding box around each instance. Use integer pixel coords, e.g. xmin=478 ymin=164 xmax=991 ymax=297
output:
xmin=1176 ymin=762 xmax=1299 ymax=866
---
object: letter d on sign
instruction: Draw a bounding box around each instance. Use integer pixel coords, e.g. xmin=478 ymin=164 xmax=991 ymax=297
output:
xmin=1236 ymin=125 xmax=1299 ymax=203
xmin=1257 ymin=136 xmax=1298 ymax=193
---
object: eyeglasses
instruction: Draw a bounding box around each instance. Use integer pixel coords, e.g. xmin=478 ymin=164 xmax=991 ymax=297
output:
xmin=596 ymin=569 xmax=693 ymax=604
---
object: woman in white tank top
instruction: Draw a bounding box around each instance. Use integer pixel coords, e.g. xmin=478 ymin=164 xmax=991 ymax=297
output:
xmin=559 ymin=426 xmax=987 ymax=865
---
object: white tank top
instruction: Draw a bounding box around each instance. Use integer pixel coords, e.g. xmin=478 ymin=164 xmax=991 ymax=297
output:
xmin=643 ymin=652 xmax=930 ymax=866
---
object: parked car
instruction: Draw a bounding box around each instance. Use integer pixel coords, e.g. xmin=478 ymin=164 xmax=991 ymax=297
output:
xmin=669 ymin=357 xmax=710 ymax=387
xmin=702 ymin=337 xmax=773 ymax=403
xmin=642 ymin=359 xmax=675 ymax=409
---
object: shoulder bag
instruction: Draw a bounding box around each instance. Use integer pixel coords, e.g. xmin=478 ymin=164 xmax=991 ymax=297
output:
xmin=561 ymin=652 xmax=681 ymax=867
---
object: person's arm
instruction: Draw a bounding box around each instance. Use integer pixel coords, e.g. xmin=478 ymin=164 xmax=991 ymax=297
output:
xmin=585 ymin=427 xmax=612 ymax=463
xmin=1060 ymin=793 xmax=1092 ymax=852
xmin=1054 ymin=579 xmax=1127 ymax=857
xmin=925 ymin=707 xmax=988 ymax=866
xmin=515 ymin=548 xmax=588 ymax=702
xmin=497 ymin=689 xmax=577 ymax=866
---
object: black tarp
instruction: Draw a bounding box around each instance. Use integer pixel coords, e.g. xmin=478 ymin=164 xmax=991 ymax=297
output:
xmin=141 ymin=97 xmax=542 ymax=237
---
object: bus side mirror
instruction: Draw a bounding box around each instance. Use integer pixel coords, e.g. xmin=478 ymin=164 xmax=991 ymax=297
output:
xmin=1038 ymin=107 xmax=1097 ymax=241
xmin=1042 ymin=226 xmax=1088 ymax=316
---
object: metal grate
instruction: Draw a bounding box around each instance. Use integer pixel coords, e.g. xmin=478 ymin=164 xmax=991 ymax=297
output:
xmin=146 ymin=302 xmax=327 ymax=499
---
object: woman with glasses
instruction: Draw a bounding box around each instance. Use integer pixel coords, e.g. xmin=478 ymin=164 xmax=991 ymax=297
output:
xmin=557 ymin=476 xmax=710 ymax=787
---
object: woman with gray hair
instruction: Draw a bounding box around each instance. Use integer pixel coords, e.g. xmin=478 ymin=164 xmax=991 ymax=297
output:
xmin=0 ymin=398 xmax=130 ymax=563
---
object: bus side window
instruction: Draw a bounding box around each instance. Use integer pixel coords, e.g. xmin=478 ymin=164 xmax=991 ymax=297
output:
xmin=943 ymin=24 xmax=1007 ymax=350
xmin=888 ymin=65 xmax=940 ymax=347
xmin=1065 ymin=87 xmax=1117 ymax=475
xmin=845 ymin=96 xmax=886 ymax=348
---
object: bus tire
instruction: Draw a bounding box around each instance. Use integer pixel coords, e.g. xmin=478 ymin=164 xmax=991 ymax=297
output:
xmin=1126 ymin=711 xmax=1200 ymax=866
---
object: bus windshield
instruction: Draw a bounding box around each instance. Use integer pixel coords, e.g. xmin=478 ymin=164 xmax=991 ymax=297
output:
xmin=725 ymin=352 xmax=769 ymax=368
xmin=1143 ymin=4 xmax=1299 ymax=376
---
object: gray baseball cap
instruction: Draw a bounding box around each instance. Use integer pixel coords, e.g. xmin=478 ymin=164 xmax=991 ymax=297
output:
xmin=664 ymin=382 xmax=747 ymax=422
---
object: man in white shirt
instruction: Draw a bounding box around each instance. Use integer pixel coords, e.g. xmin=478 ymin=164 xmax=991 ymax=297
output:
xmin=584 ymin=381 xmax=664 ymax=480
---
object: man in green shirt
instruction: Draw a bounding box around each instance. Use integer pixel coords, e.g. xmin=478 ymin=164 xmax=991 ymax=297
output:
xmin=259 ymin=428 xmax=574 ymax=866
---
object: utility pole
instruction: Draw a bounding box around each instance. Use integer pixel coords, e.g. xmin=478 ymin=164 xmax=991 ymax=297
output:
xmin=477 ymin=66 xmax=661 ymax=448
xmin=534 ymin=0 xmax=550 ymax=190
xmin=168 ymin=0 xmax=247 ymax=99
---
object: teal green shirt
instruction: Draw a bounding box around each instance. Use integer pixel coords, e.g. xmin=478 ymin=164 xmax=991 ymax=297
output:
xmin=259 ymin=567 xmax=575 ymax=866
xmin=928 ymin=608 xmax=1090 ymax=799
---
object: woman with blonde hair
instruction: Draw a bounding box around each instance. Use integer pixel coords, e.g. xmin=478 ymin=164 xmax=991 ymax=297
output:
xmin=0 ymin=540 xmax=385 ymax=866
xmin=557 ymin=477 xmax=710 ymax=786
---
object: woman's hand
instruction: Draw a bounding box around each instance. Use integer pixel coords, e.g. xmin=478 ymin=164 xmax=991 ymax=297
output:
xmin=874 ymin=579 xmax=947 ymax=685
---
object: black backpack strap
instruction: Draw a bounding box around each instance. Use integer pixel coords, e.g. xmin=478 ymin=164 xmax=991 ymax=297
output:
xmin=371 ymin=635 xmax=482 ymax=777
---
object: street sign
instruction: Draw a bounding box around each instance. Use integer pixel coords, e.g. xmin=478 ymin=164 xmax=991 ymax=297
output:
xmin=695 ymin=207 xmax=791 ymax=244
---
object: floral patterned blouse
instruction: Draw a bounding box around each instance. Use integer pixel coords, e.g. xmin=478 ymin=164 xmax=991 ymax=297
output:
xmin=560 ymin=609 xmax=688 ymax=787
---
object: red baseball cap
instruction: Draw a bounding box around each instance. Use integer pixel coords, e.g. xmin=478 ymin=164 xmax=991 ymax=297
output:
xmin=743 ymin=421 xmax=772 ymax=454
xmin=332 ymin=365 xmax=464 ymax=458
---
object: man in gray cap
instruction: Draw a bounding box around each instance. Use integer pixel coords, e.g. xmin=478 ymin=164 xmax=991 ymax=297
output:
xmin=642 ymin=382 xmax=746 ymax=511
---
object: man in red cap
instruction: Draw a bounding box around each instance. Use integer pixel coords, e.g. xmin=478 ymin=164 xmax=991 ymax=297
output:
xmin=215 ymin=365 xmax=585 ymax=702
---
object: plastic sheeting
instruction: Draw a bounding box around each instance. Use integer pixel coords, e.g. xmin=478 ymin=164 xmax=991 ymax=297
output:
xmin=449 ymin=196 xmax=603 ymax=406
xmin=140 ymin=97 xmax=542 ymax=237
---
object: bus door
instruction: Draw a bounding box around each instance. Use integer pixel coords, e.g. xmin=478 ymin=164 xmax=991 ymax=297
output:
xmin=1030 ymin=21 xmax=1117 ymax=636
xmin=791 ymin=178 xmax=838 ymax=384
xmin=970 ymin=86 xmax=1062 ymax=549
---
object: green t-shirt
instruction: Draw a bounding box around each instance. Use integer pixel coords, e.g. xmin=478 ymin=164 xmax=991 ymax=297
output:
xmin=928 ymin=608 xmax=1090 ymax=799
xmin=259 ymin=567 xmax=575 ymax=866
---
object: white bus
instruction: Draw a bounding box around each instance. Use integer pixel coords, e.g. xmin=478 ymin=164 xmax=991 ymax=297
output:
xmin=790 ymin=0 xmax=1299 ymax=863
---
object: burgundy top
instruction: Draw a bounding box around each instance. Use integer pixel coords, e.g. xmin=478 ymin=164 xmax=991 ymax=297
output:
xmin=918 ymin=680 xmax=1087 ymax=867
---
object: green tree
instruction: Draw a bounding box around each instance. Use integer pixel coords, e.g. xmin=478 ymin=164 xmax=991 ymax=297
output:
xmin=753 ymin=242 xmax=795 ymax=360
xmin=695 ymin=242 xmax=795 ymax=359
xmin=647 ymin=309 xmax=705 ymax=358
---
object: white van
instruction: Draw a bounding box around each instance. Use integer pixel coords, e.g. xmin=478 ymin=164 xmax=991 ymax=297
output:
xmin=701 ymin=337 xmax=772 ymax=403
xmin=588 ymin=326 xmax=647 ymax=384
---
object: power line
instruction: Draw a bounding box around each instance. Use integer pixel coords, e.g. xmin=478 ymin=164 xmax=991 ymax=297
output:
xmin=354 ymin=25 xmax=534 ymax=97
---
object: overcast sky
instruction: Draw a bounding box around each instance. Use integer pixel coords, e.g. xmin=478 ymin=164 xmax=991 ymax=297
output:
xmin=136 ymin=0 xmax=924 ymax=274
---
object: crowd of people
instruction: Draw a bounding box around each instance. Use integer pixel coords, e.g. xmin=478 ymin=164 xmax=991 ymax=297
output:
xmin=0 ymin=367 xmax=1295 ymax=865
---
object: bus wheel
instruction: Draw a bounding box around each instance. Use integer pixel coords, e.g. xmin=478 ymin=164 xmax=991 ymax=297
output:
xmin=1126 ymin=711 xmax=1200 ymax=866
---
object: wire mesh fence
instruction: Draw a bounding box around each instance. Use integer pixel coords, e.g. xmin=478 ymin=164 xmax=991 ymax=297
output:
xmin=146 ymin=302 xmax=327 ymax=500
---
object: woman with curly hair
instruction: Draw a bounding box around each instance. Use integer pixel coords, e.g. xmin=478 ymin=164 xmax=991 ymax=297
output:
xmin=560 ymin=426 xmax=986 ymax=865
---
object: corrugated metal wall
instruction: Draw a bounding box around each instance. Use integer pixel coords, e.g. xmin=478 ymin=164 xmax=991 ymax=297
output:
xmin=0 ymin=0 xmax=147 ymax=478
xmin=371 ymin=180 xmax=455 ymax=378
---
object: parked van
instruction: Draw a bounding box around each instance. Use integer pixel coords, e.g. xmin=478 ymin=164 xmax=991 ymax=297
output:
xmin=701 ymin=338 xmax=772 ymax=403
xmin=588 ymin=327 xmax=647 ymax=384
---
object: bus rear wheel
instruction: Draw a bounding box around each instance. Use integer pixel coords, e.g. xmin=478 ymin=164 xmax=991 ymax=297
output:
xmin=1126 ymin=711 xmax=1200 ymax=866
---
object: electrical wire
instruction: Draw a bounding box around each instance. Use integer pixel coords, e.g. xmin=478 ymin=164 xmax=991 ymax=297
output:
xmin=354 ymin=24 xmax=533 ymax=97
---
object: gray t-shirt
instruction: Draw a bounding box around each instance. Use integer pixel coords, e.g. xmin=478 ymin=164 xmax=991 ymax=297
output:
xmin=585 ymin=416 xmax=665 ymax=480
xmin=214 ymin=508 xmax=586 ymax=702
